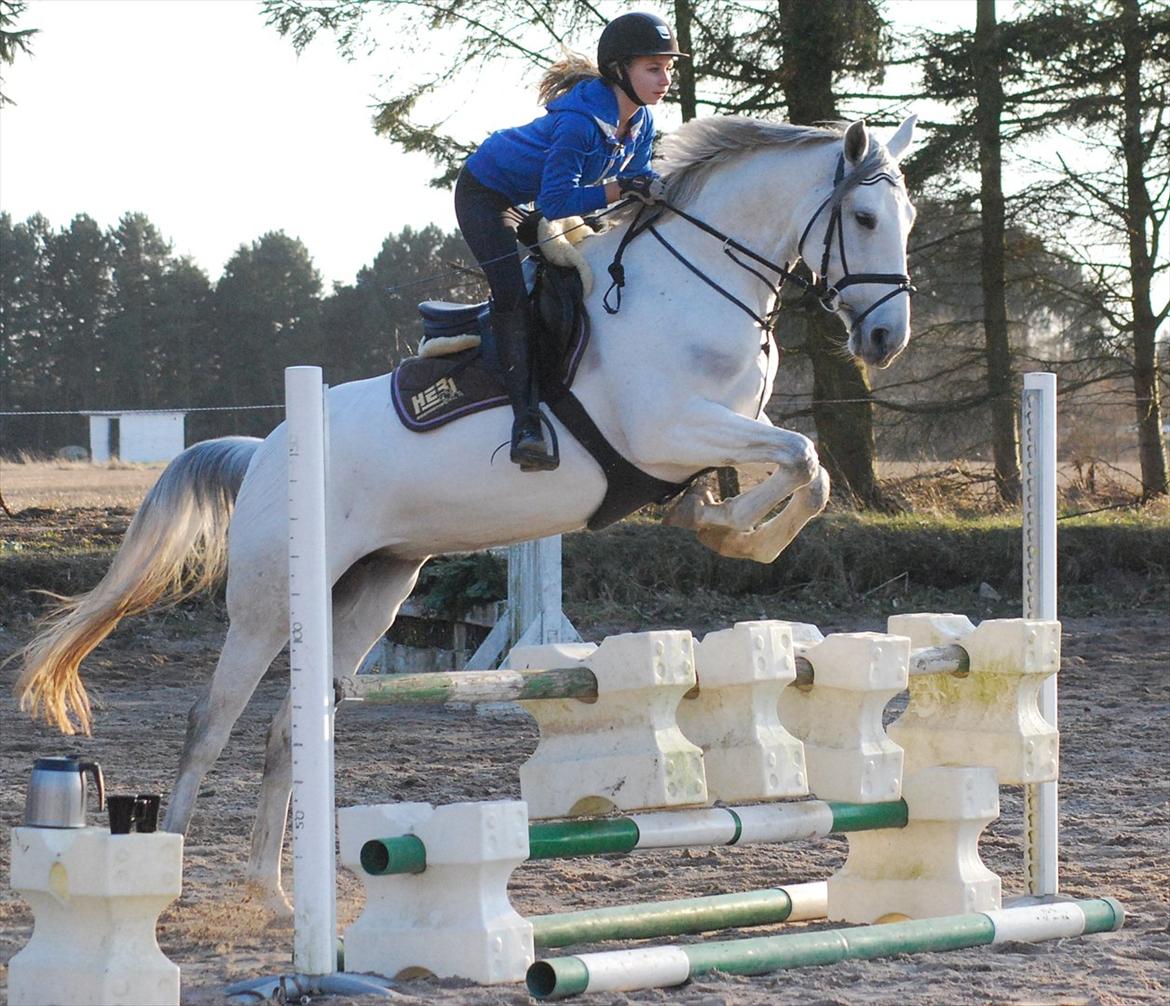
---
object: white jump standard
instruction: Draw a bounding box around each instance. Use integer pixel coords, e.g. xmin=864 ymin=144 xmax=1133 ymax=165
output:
xmin=225 ymin=367 xmax=397 ymax=1002
xmin=336 ymin=601 xmax=1070 ymax=985
xmin=260 ymin=369 xmax=1117 ymax=998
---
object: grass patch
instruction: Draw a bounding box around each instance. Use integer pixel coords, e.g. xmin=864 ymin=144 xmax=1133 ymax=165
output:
xmin=560 ymin=510 xmax=1167 ymax=603
xmin=3 ymin=504 xmax=1165 ymax=628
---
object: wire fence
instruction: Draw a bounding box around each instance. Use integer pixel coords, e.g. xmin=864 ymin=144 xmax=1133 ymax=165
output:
xmin=0 ymin=396 xmax=1154 ymax=419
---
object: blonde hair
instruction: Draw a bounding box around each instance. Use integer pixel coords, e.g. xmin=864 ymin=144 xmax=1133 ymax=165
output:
xmin=538 ymin=51 xmax=601 ymax=105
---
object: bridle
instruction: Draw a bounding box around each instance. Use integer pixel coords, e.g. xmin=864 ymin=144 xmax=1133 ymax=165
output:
xmin=797 ymin=155 xmax=915 ymax=329
xmin=603 ymin=153 xmax=915 ymax=334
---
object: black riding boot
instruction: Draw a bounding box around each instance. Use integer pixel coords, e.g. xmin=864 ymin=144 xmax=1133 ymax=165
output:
xmin=494 ymin=305 xmax=558 ymax=472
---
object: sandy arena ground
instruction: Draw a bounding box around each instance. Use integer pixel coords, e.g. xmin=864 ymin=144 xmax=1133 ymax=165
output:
xmin=0 ymin=464 xmax=1167 ymax=1004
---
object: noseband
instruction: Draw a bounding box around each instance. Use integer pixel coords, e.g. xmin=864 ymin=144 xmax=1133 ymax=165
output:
xmin=602 ymin=152 xmax=915 ymax=335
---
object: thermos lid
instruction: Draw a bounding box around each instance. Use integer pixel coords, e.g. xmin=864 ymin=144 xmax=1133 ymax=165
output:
xmin=32 ymin=756 xmax=82 ymax=771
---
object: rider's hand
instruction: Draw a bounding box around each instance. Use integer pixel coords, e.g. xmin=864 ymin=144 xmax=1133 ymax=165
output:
xmin=618 ymin=174 xmax=667 ymax=205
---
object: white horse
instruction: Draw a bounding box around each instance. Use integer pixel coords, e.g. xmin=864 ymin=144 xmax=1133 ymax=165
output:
xmin=17 ymin=115 xmax=917 ymax=912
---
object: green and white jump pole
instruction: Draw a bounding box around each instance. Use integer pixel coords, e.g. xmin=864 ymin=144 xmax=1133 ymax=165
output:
xmin=529 ymin=881 xmax=828 ymax=949
xmin=357 ymin=800 xmax=904 ymax=949
xmin=527 ymin=898 xmax=1125 ymax=999
xmin=360 ymin=798 xmax=909 ymax=875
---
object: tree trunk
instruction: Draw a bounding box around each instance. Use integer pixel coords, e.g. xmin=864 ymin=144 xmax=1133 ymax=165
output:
xmin=1119 ymin=0 xmax=1169 ymax=497
xmin=974 ymin=0 xmax=1020 ymax=503
xmin=676 ymin=2 xmax=737 ymax=496
xmin=806 ymin=313 xmax=881 ymax=505
xmin=778 ymin=0 xmax=883 ymax=508
xmin=673 ymin=1 xmax=698 ymax=123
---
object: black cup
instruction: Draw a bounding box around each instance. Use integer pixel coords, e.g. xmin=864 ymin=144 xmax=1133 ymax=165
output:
xmin=135 ymin=794 xmax=161 ymax=833
xmin=107 ymin=794 xmax=138 ymax=834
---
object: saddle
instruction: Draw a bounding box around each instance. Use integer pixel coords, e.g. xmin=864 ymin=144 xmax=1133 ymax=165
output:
xmin=390 ymin=242 xmax=700 ymax=530
xmin=391 ymin=256 xmax=588 ymax=432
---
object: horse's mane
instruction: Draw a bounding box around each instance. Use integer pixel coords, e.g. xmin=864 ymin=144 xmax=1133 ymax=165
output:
xmin=608 ymin=117 xmax=899 ymax=221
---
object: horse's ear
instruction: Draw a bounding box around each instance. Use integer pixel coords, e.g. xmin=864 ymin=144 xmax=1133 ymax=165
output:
xmin=843 ymin=120 xmax=869 ymax=166
xmin=886 ymin=114 xmax=918 ymax=162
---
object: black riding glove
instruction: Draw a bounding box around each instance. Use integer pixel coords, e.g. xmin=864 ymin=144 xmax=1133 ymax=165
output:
xmin=618 ymin=174 xmax=667 ymax=205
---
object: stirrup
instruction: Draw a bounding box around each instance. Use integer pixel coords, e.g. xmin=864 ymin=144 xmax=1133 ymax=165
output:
xmin=510 ymin=410 xmax=559 ymax=472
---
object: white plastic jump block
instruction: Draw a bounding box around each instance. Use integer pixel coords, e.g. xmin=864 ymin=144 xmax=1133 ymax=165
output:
xmin=827 ymin=765 xmax=1001 ymax=923
xmin=338 ymin=801 xmax=532 ymax=984
xmin=888 ymin=614 xmax=1060 ymax=783
xmin=678 ymin=621 xmax=808 ymax=803
xmin=778 ymin=627 xmax=910 ymax=803
xmin=7 ymin=827 xmax=183 ymax=1006
xmin=513 ymin=630 xmax=707 ymax=817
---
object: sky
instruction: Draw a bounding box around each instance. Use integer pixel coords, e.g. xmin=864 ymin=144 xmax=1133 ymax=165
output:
xmin=0 ymin=1 xmax=969 ymax=289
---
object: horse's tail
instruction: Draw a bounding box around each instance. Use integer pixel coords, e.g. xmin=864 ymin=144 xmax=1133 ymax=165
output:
xmin=14 ymin=436 xmax=262 ymax=735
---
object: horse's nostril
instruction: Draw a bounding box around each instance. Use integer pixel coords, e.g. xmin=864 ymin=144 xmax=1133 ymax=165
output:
xmin=871 ymin=327 xmax=889 ymax=350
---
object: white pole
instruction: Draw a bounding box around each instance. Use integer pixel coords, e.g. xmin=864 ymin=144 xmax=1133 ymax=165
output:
xmin=467 ymin=536 xmax=581 ymax=671
xmin=285 ymin=366 xmax=337 ymax=974
xmin=1022 ymin=371 xmax=1058 ymax=895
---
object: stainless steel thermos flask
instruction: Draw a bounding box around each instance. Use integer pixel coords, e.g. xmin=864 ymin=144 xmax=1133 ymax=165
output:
xmin=24 ymin=755 xmax=106 ymax=828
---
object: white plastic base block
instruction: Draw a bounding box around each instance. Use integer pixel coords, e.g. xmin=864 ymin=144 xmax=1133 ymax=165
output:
xmin=679 ymin=621 xmax=808 ymax=803
xmin=827 ymin=766 xmax=1001 ymax=923
xmin=888 ymin=614 xmax=1060 ymax=783
xmin=779 ymin=629 xmax=910 ymax=802
xmin=513 ymin=630 xmax=707 ymax=817
xmin=338 ymin=801 xmax=533 ymax=984
xmin=8 ymin=826 xmax=183 ymax=1006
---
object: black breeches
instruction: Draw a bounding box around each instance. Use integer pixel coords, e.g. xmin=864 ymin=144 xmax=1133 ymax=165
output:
xmin=454 ymin=166 xmax=528 ymax=313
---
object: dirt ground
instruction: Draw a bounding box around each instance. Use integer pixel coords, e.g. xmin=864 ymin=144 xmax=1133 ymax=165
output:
xmin=0 ymin=472 xmax=1167 ymax=1005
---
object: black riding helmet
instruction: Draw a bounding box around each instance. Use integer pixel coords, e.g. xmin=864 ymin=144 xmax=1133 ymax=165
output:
xmin=597 ymin=12 xmax=688 ymax=107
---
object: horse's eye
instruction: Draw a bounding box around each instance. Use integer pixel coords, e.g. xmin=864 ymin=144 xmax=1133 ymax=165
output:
xmin=855 ymin=211 xmax=877 ymax=230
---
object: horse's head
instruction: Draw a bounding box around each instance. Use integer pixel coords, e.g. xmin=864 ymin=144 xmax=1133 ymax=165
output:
xmin=808 ymin=116 xmax=918 ymax=369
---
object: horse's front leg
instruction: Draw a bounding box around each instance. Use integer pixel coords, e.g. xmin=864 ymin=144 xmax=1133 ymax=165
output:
xmin=690 ymin=464 xmax=831 ymax=562
xmin=664 ymin=414 xmax=805 ymax=528
xmin=641 ymin=405 xmax=829 ymax=563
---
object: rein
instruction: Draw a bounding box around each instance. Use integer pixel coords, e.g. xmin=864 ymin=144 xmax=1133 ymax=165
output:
xmin=603 ymin=154 xmax=915 ymax=333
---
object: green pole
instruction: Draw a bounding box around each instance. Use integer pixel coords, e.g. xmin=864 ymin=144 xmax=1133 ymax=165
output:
xmin=359 ymin=835 xmax=427 ymax=876
xmin=527 ymin=898 xmax=1125 ymax=999
xmin=828 ymin=799 xmax=908 ymax=832
xmin=528 ymin=818 xmax=641 ymax=860
xmin=359 ymin=800 xmax=908 ymax=875
xmin=684 ymin=914 xmax=993 ymax=976
xmin=530 ymin=885 xmax=822 ymax=949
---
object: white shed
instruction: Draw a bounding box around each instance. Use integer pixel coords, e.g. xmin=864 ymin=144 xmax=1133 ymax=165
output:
xmin=84 ymin=411 xmax=186 ymax=463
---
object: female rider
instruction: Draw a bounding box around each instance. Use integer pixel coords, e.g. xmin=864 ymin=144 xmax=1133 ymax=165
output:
xmin=456 ymin=12 xmax=687 ymax=472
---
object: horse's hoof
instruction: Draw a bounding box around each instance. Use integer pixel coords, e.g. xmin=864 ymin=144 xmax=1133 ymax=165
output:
xmin=244 ymin=882 xmax=294 ymax=922
xmin=265 ymin=892 xmax=294 ymax=921
xmin=663 ymin=489 xmax=713 ymax=529
xmin=699 ymin=526 xmax=766 ymax=562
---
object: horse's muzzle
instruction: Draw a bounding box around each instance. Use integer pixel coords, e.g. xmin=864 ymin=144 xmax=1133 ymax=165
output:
xmin=850 ymin=321 xmax=908 ymax=369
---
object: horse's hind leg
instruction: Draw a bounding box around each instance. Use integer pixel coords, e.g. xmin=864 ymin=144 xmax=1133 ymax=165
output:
xmin=163 ymin=597 xmax=288 ymax=837
xmin=245 ymin=554 xmax=424 ymax=913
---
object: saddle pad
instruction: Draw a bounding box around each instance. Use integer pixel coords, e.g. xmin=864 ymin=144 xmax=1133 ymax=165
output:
xmin=391 ymin=351 xmax=507 ymax=432
xmin=392 ymin=266 xmax=589 ymax=434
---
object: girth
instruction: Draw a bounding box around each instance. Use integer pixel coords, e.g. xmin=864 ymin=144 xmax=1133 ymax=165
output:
xmin=542 ymin=382 xmax=703 ymax=531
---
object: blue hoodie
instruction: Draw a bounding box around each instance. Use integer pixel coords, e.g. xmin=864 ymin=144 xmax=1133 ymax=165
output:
xmin=465 ymin=77 xmax=656 ymax=221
